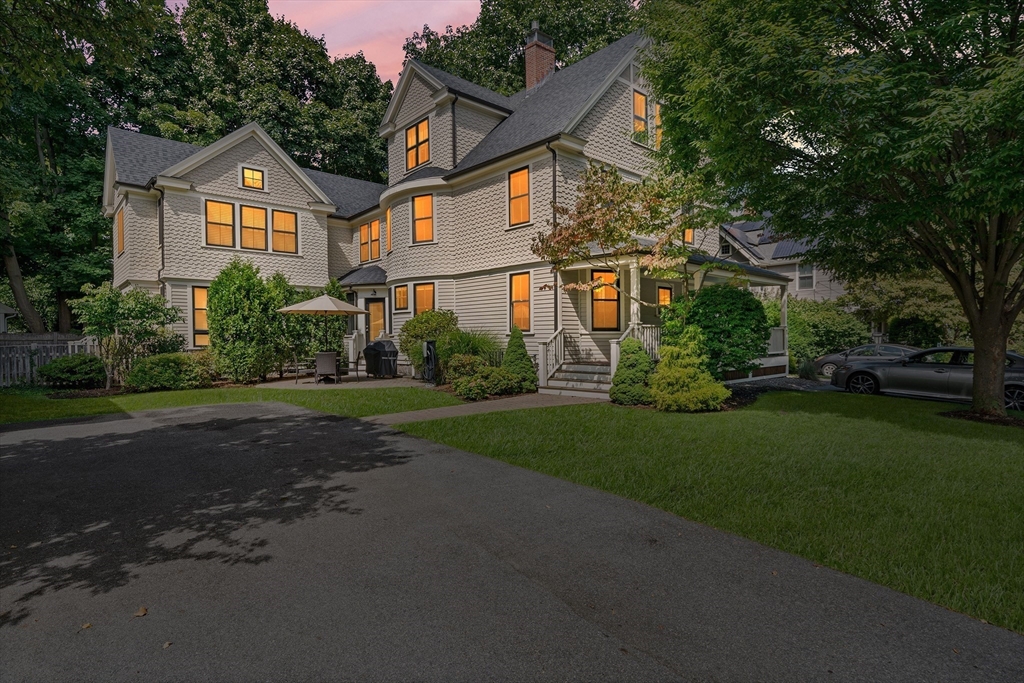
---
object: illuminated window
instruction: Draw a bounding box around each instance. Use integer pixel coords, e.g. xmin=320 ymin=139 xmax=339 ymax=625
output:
xmin=205 ymin=200 xmax=234 ymax=247
xmin=591 ymin=270 xmax=619 ymax=331
xmin=684 ymin=227 xmax=694 ymax=244
xmin=509 ymin=167 xmax=530 ymax=226
xmin=368 ymin=300 xmax=385 ymax=340
xmin=414 ymin=283 xmax=434 ymax=315
xmin=510 ymin=273 xmax=530 ymax=332
xmin=633 ymin=91 xmax=647 ymax=135
xmin=412 ymin=195 xmax=433 ymax=243
xmin=272 ymin=210 xmax=297 ymax=253
xmin=405 ymin=118 xmax=430 ymax=171
xmin=654 ymin=103 xmax=663 ymax=149
xmin=242 ymin=167 xmax=264 ymax=190
xmin=658 ymin=286 xmax=673 ymax=307
xmin=386 ymin=206 xmax=392 ymax=252
xmin=193 ymin=286 xmax=209 ymax=347
xmin=359 ymin=219 xmax=381 ymax=262
xmin=116 ymin=209 xmax=124 ymax=255
xmin=394 ymin=284 xmax=408 ymax=310
xmin=240 ymin=205 xmax=267 ymax=250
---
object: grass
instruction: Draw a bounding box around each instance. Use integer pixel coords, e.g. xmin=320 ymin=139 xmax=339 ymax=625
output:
xmin=399 ymin=391 xmax=1024 ymax=634
xmin=0 ymin=385 xmax=462 ymax=425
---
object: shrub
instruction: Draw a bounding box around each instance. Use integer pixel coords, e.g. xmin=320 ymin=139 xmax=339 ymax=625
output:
xmin=649 ymin=326 xmax=731 ymax=412
xmin=609 ymin=338 xmax=654 ymax=405
xmin=37 ymin=353 xmax=107 ymax=389
xmin=687 ymin=284 xmax=770 ymax=379
xmin=797 ymin=358 xmax=819 ymax=381
xmin=501 ymin=326 xmax=537 ymax=392
xmin=437 ymin=329 xmax=501 ymax=381
xmin=451 ymin=366 xmax=523 ymax=401
xmin=888 ymin=317 xmax=942 ymax=349
xmin=659 ymin=294 xmax=694 ymax=347
xmin=125 ymin=351 xmax=217 ymax=392
xmin=399 ymin=309 xmax=459 ymax=374
xmin=142 ymin=328 xmax=187 ymax=356
xmin=787 ymin=298 xmax=870 ymax=362
xmin=445 ymin=354 xmax=487 ymax=382
xmin=207 ymin=259 xmax=277 ymax=383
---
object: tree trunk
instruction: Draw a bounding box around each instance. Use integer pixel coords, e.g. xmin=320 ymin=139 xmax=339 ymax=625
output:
xmin=57 ymin=292 xmax=72 ymax=333
xmin=969 ymin=311 xmax=1012 ymax=417
xmin=2 ymin=245 xmax=46 ymax=333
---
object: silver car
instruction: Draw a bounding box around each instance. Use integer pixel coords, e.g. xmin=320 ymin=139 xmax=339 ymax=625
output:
xmin=830 ymin=347 xmax=1024 ymax=411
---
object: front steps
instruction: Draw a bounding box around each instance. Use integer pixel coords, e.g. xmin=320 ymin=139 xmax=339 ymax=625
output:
xmin=539 ymin=362 xmax=612 ymax=399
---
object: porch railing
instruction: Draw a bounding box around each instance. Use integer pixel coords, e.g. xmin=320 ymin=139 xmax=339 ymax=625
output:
xmin=537 ymin=327 xmax=565 ymax=386
xmin=610 ymin=323 xmax=662 ymax=375
xmin=768 ymin=326 xmax=787 ymax=356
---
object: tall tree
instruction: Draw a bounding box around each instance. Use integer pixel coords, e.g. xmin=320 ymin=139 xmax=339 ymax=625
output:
xmin=643 ymin=0 xmax=1024 ymax=415
xmin=404 ymin=0 xmax=637 ymax=96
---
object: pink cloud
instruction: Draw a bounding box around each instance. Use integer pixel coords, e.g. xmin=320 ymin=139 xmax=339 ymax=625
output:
xmin=267 ymin=0 xmax=482 ymax=84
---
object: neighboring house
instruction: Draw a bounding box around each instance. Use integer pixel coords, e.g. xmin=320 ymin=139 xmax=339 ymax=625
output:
xmin=0 ymin=303 xmax=16 ymax=333
xmin=714 ymin=219 xmax=845 ymax=301
xmin=103 ymin=28 xmax=790 ymax=395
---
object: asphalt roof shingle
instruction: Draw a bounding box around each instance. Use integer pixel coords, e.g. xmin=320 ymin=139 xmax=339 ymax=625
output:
xmin=301 ymin=169 xmax=385 ymax=218
xmin=412 ymin=61 xmax=514 ymax=112
xmin=337 ymin=265 xmax=387 ymax=286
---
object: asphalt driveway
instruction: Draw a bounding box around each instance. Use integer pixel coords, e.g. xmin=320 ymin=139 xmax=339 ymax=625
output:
xmin=1 ymin=403 xmax=1021 ymax=682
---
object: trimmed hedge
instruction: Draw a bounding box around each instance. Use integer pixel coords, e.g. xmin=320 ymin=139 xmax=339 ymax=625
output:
xmin=125 ymin=351 xmax=217 ymax=392
xmin=445 ymin=354 xmax=487 ymax=382
xmin=451 ymin=366 xmax=523 ymax=401
xmin=609 ymin=338 xmax=654 ymax=405
xmin=37 ymin=353 xmax=107 ymax=389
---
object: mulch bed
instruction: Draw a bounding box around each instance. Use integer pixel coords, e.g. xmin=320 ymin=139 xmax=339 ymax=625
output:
xmin=720 ymin=384 xmax=773 ymax=411
xmin=941 ymin=410 xmax=1024 ymax=429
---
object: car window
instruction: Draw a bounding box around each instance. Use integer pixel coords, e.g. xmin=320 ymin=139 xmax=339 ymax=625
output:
xmin=958 ymin=352 xmax=1013 ymax=367
xmin=915 ymin=351 xmax=954 ymax=364
xmin=880 ymin=345 xmax=905 ymax=355
xmin=849 ymin=346 xmax=876 ymax=357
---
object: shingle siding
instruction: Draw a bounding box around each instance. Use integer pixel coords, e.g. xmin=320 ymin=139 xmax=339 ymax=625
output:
xmin=573 ymin=79 xmax=652 ymax=176
xmin=454 ymin=104 xmax=503 ymax=164
xmin=113 ymin=194 xmax=161 ymax=289
xmin=388 ymin=74 xmax=439 ymax=186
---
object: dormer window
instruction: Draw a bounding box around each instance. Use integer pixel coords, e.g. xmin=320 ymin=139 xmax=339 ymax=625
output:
xmin=241 ymin=167 xmax=264 ymax=190
xmin=633 ymin=91 xmax=648 ymax=135
xmin=405 ymin=118 xmax=429 ymax=171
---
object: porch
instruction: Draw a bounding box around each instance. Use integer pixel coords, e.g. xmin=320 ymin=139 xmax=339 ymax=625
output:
xmin=538 ymin=256 xmax=791 ymax=397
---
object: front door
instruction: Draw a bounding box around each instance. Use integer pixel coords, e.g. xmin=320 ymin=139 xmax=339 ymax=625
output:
xmin=367 ymin=299 xmax=385 ymax=341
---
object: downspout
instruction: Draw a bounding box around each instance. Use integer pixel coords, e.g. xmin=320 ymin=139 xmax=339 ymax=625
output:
xmin=155 ymin=186 xmax=166 ymax=296
xmin=451 ymin=93 xmax=459 ymax=167
xmin=546 ymin=141 xmax=558 ymax=329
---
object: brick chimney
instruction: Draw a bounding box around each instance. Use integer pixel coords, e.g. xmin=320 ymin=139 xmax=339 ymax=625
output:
xmin=524 ymin=20 xmax=555 ymax=89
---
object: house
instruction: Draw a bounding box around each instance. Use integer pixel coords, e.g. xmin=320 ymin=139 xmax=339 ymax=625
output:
xmin=103 ymin=28 xmax=791 ymax=395
xmin=715 ymin=219 xmax=845 ymax=301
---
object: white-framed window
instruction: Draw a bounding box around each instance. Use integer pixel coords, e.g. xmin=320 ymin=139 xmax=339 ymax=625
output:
xmin=238 ymin=165 xmax=268 ymax=191
xmin=798 ymin=263 xmax=815 ymax=290
xmin=720 ymin=242 xmax=732 ymax=257
xmin=509 ymin=272 xmax=531 ymax=332
xmin=508 ymin=167 xmax=531 ymax=227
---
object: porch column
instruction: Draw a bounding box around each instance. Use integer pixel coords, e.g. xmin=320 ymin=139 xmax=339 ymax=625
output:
xmin=780 ymin=284 xmax=788 ymax=327
xmin=629 ymin=260 xmax=640 ymax=328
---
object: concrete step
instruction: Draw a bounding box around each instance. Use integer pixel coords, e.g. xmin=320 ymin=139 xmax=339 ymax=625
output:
xmin=538 ymin=386 xmax=610 ymax=399
xmin=561 ymin=363 xmax=611 ymax=374
xmin=551 ymin=370 xmax=612 ymax=383
xmin=546 ymin=378 xmax=613 ymax=391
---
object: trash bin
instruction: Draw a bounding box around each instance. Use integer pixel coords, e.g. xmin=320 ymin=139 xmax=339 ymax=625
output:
xmin=362 ymin=343 xmax=382 ymax=377
xmin=377 ymin=340 xmax=398 ymax=377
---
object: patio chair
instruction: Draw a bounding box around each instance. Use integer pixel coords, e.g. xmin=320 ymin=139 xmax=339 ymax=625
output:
xmin=314 ymin=351 xmax=338 ymax=384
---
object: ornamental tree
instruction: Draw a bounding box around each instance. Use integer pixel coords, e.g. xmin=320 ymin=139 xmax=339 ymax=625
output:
xmin=643 ymin=0 xmax=1024 ymax=415
xmin=207 ymin=259 xmax=277 ymax=383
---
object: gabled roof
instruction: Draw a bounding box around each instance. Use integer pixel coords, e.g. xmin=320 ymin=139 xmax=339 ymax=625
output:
xmin=720 ymin=218 xmax=812 ymax=263
xmin=412 ymin=60 xmax=515 ymax=112
xmin=107 ymin=127 xmax=202 ymax=187
xmin=338 ymin=265 xmax=387 ymax=286
xmin=446 ymin=31 xmax=646 ymax=176
xmin=106 ymin=125 xmax=384 ymax=219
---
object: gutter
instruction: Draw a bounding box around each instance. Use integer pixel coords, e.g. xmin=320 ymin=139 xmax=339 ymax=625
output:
xmin=546 ymin=141 xmax=558 ymax=329
xmin=451 ymin=93 xmax=459 ymax=166
xmin=443 ymin=133 xmax=562 ymax=182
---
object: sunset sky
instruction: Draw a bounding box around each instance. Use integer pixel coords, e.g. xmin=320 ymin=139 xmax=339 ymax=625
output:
xmin=266 ymin=0 xmax=483 ymax=84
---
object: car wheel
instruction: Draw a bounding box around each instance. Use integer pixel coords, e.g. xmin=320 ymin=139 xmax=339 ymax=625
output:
xmin=847 ymin=373 xmax=878 ymax=395
xmin=1006 ymin=386 xmax=1024 ymax=412
xmin=820 ymin=363 xmax=837 ymax=377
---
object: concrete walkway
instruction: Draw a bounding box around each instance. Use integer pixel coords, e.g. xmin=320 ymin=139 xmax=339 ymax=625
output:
xmin=363 ymin=392 xmax=605 ymax=425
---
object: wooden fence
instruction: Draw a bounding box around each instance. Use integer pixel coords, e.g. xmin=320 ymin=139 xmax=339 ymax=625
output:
xmin=0 ymin=341 xmax=99 ymax=387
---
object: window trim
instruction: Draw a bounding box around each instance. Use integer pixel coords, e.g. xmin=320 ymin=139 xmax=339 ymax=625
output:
xmin=405 ymin=117 xmax=430 ymax=172
xmin=507 ymin=166 xmax=531 ymax=228
xmin=393 ymin=284 xmax=409 ymax=311
xmin=509 ymin=272 xmax=531 ymax=332
xmin=116 ymin=208 xmax=125 ymax=256
xmin=192 ymin=285 xmax=209 ymax=348
xmin=591 ymin=269 xmax=621 ymax=332
xmin=271 ymin=209 xmax=298 ymax=254
xmin=657 ymin=285 xmax=673 ymax=308
xmin=411 ymin=194 xmax=434 ymax=244
xmin=720 ymin=241 xmax=732 ymax=257
xmin=633 ymin=90 xmax=648 ymax=136
xmin=385 ymin=206 xmax=392 ymax=252
xmin=204 ymin=199 xmax=236 ymax=248
xmin=239 ymin=204 xmax=268 ymax=251
xmin=238 ymin=164 xmax=268 ymax=192
xmin=797 ymin=262 xmax=815 ymax=291
xmin=359 ymin=219 xmax=382 ymax=263
xmin=413 ymin=282 xmax=435 ymax=316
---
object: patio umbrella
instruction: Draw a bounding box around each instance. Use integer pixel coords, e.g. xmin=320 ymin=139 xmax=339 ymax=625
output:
xmin=278 ymin=294 xmax=368 ymax=348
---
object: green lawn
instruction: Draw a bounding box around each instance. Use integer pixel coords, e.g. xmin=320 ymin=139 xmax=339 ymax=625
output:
xmin=399 ymin=392 xmax=1024 ymax=634
xmin=0 ymin=386 xmax=462 ymax=425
